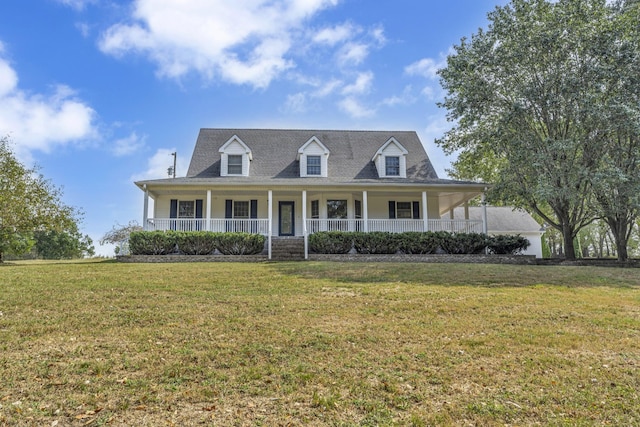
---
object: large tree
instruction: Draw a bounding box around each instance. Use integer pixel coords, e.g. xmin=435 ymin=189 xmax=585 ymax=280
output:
xmin=0 ymin=136 xmax=80 ymax=261
xmin=437 ymin=0 xmax=639 ymax=259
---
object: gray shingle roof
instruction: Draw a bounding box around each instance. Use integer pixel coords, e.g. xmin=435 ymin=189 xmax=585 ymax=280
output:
xmin=186 ymin=128 xmax=440 ymax=183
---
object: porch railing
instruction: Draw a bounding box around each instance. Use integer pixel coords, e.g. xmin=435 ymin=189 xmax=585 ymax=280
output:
xmin=145 ymin=218 xmax=269 ymax=234
xmin=144 ymin=218 xmax=483 ymax=235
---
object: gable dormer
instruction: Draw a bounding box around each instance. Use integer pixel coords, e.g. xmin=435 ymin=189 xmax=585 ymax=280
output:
xmin=372 ymin=137 xmax=408 ymax=178
xmin=297 ymin=136 xmax=330 ymax=178
xmin=219 ymin=135 xmax=252 ymax=177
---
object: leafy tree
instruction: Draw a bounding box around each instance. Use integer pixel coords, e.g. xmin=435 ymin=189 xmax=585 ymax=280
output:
xmin=34 ymin=227 xmax=95 ymax=259
xmin=437 ymin=0 xmax=639 ymax=259
xmin=0 ymin=136 xmax=80 ymax=261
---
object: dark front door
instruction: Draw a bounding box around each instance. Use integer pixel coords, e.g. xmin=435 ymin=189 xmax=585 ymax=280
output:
xmin=279 ymin=201 xmax=295 ymax=236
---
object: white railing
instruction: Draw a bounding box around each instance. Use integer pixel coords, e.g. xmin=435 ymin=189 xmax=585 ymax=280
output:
xmin=305 ymin=219 xmax=483 ymax=234
xmin=145 ymin=218 xmax=269 ymax=235
xmin=144 ymin=218 xmax=483 ymax=235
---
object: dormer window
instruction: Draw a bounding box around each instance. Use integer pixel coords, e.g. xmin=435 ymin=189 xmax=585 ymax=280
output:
xmin=307 ymin=156 xmax=321 ymax=175
xmin=385 ymin=156 xmax=400 ymax=176
xmin=219 ymin=135 xmax=252 ymax=177
xmin=227 ymin=155 xmax=243 ymax=175
xmin=297 ymin=136 xmax=330 ymax=178
xmin=373 ymin=137 xmax=408 ymax=178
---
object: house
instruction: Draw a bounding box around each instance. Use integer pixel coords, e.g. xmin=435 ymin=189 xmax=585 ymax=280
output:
xmin=134 ymin=129 xmax=490 ymax=259
xmin=445 ymin=206 xmax=544 ymax=258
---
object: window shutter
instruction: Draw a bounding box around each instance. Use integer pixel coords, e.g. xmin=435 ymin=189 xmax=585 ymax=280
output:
xmin=225 ymin=200 xmax=233 ymax=219
xmin=170 ymin=199 xmax=178 ymax=218
xmin=412 ymin=201 xmax=420 ymax=219
xmin=388 ymin=201 xmax=396 ymax=219
xmin=195 ymin=199 xmax=203 ymax=218
xmin=250 ymin=200 xmax=258 ymax=219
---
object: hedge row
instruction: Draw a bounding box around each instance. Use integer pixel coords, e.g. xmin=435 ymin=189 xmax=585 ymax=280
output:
xmin=309 ymin=231 xmax=530 ymax=255
xmin=128 ymin=231 xmax=266 ymax=255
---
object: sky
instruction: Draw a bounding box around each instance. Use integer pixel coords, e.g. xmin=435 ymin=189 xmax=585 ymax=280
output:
xmin=0 ymin=0 xmax=508 ymax=256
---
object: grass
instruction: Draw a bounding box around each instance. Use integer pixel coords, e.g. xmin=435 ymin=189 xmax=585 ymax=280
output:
xmin=0 ymin=260 xmax=639 ymax=426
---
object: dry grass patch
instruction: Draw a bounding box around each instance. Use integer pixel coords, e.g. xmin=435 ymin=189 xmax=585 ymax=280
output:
xmin=0 ymin=260 xmax=638 ymax=426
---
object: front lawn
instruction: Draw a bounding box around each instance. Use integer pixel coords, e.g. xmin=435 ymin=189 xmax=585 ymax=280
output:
xmin=0 ymin=260 xmax=638 ymax=425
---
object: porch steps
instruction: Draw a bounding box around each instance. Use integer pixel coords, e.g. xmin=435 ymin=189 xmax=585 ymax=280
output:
xmin=271 ymin=237 xmax=305 ymax=261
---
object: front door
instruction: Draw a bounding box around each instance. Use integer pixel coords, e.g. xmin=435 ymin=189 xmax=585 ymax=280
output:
xmin=279 ymin=201 xmax=295 ymax=236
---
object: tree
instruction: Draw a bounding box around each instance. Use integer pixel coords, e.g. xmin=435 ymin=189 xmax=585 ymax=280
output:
xmin=34 ymin=227 xmax=95 ymax=259
xmin=100 ymin=221 xmax=143 ymax=255
xmin=437 ymin=0 xmax=638 ymax=260
xmin=588 ymin=0 xmax=640 ymax=261
xmin=0 ymin=136 xmax=80 ymax=262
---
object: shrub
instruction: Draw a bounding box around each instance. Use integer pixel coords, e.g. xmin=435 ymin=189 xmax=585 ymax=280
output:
xmin=353 ymin=232 xmax=400 ymax=254
xmin=438 ymin=232 xmax=488 ymax=255
xmin=214 ymin=233 xmax=265 ymax=255
xmin=398 ymin=232 xmax=443 ymax=254
xmin=487 ymin=234 xmax=530 ymax=255
xmin=308 ymin=231 xmax=353 ymax=254
xmin=175 ymin=232 xmax=218 ymax=255
xmin=129 ymin=231 xmax=178 ymax=255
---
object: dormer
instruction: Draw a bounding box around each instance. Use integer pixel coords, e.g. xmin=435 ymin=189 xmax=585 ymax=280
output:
xmin=297 ymin=136 xmax=330 ymax=178
xmin=219 ymin=135 xmax=252 ymax=177
xmin=372 ymin=137 xmax=408 ymax=178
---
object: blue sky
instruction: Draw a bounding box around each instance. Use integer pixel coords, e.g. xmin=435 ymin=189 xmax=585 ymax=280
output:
xmin=0 ymin=0 xmax=507 ymax=255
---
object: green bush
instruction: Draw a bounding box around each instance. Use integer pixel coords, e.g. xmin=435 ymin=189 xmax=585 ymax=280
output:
xmin=175 ymin=231 xmax=218 ymax=255
xmin=308 ymin=231 xmax=353 ymax=254
xmin=129 ymin=231 xmax=178 ymax=255
xmin=438 ymin=232 xmax=488 ymax=255
xmin=353 ymin=232 xmax=400 ymax=254
xmin=214 ymin=233 xmax=265 ymax=255
xmin=487 ymin=234 xmax=530 ymax=255
xmin=397 ymin=232 xmax=443 ymax=254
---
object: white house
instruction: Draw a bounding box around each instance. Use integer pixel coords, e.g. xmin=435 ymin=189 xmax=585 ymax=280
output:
xmin=445 ymin=206 xmax=544 ymax=258
xmin=135 ymin=129 xmax=491 ymax=259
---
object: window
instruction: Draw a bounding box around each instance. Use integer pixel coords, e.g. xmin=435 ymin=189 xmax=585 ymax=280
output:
xmin=355 ymin=200 xmax=362 ymax=219
xmin=233 ymin=201 xmax=249 ymax=218
xmin=327 ymin=200 xmax=347 ymax=219
xmin=385 ymin=156 xmax=400 ymax=176
xmin=227 ymin=155 xmax=243 ymax=175
xmin=396 ymin=202 xmax=412 ymax=219
xmin=307 ymin=155 xmax=321 ymax=175
xmin=311 ymin=200 xmax=319 ymax=219
xmin=178 ymin=201 xmax=195 ymax=218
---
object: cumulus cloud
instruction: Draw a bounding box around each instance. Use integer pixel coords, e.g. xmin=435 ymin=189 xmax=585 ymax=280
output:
xmin=312 ymin=22 xmax=357 ymax=46
xmin=112 ymin=132 xmax=146 ymax=156
xmin=341 ymin=71 xmax=373 ymax=96
xmin=55 ymin=0 xmax=96 ymax=10
xmin=338 ymin=97 xmax=374 ymax=118
xmin=0 ymin=45 xmax=97 ymax=162
xmin=405 ymin=57 xmax=444 ymax=80
xmin=99 ymin=0 xmax=340 ymax=88
xmin=132 ymin=148 xmax=189 ymax=181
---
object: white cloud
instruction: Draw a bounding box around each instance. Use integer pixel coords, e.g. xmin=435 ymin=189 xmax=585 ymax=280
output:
xmin=338 ymin=97 xmax=375 ymax=118
xmin=312 ymin=22 xmax=357 ymax=46
xmin=337 ymin=42 xmax=369 ymax=67
xmin=313 ymin=78 xmax=342 ymax=98
xmin=112 ymin=132 xmax=146 ymax=156
xmin=132 ymin=148 xmax=189 ymax=181
xmin=405 ymin=57 xmax=444 ymax=80
xmin=0 ymin=47 xmax=97 ymax=162
xmin=284 ymin=92 xmax=308 ymax=114
xmin=99 ymin=0 xmax=340 ymax=89
xmin=55 ymin=0 xmax=96 ymax=10
xmin=341 ymin=71 xmax=373 ymax=95
xmin=381 ymin=85 xmax=416 ymax=107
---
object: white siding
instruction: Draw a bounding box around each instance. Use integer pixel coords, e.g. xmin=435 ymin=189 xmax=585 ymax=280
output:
xmin=299 ymin=139 xmax=329 ymax=177
xmin=220 ymin=139 xmax=251 ymax=176
xmin=375 ymin=142 xmax=407 ymax=178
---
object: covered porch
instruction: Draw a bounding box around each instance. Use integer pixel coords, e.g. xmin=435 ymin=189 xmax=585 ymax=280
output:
xmin=140 ymin=184 xmax=488 ymax=259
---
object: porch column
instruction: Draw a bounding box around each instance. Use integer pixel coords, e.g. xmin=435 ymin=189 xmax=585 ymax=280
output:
xmin=205 ymin=190 xmax=211 ymax=231
xmin=464 ymin=202 xmax=469 ymax=220
xmin=362 ymin=190 xmax=368 ymax=232
xmin=302 ymin=190 xmax=308 ymax=259
xmin=422 ymin=191 xmax=428 ymax=231
xmin=143 ymin=185 xmax=149 ymax=231
xmin=481 ymin=191 xmax=488 ymax=235
xmin=268 ymin=190 xmax=273 ymax=260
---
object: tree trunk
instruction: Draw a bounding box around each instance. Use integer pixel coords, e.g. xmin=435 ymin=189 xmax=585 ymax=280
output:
xmin=562 ymin=222 xmax=577 ymax=260
xmin=606 ymin=218 xmax=630 ymax=262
